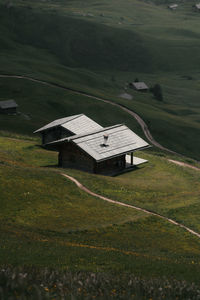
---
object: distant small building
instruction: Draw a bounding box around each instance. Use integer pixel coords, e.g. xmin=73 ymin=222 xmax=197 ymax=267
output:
xmin=34 ymin=114 xmax=103 ymax=145
xmin=168 ymin=4 xmax=178 ymax=10
xmin=0 ymin=100 xmax=18 ymax=114
xmin=194 ymin=3 xmax=200 ymax=10
xmin=129 ymin=82 xmax=149 ymax=92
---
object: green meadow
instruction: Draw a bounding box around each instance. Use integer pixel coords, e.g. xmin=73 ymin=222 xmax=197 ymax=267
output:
xmin=1 ymin=0 xmax=200 ymax=159
xmin=1 ymin=136 xmax=200 ymax=283
xmin=1 ymin=0 xmax=200 ymax=297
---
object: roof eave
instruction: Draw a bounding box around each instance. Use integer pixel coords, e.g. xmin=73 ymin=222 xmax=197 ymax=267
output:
xmin=34 ymin=114 xmax=83 ymax=134
xmin=93 ymin=144 xmax=151 ymax=163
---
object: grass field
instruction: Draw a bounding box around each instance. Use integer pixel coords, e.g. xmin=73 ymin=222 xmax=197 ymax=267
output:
xmin=1 ymin=0 xmax=200 ymax=159
xmin=1 ymin=135 xmax=200 ymax=284
xmin=1 ymin=0 xmax=200 ymax=297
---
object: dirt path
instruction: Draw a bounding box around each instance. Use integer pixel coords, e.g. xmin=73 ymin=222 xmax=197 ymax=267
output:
xmin=2 ymin=74 xmax=200 ymax=238
xmin=62 ymin=173 xmax=200 ymax=239
xmin=168 ymin=159 xmax=200 ymax=171
xmin=0 ymin=74 xmax=180 ymax=155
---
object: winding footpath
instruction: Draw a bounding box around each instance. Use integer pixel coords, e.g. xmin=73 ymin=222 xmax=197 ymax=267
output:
xmin=62 ymin=173 xmax=200 ymax=239
xmin=0 ymin=74 xmax=180 ymax=154
xmin=1 ymin=73 xmax=200 ymax=239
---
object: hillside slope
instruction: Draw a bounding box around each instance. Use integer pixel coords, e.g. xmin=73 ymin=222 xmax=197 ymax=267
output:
xmin=0 ymin=0 xmax=200 ymax=160
xmin=1 ymin=135 xmax=200 ymax=283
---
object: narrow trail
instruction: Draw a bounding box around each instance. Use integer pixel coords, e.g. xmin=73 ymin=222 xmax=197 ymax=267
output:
xmin=168 ymin=159 xmax=200 ymax=171
xmin=2 ymin=73 xmax=200 ymax=238
xmin=0 ymin=74 xmax=181 ymax=156
xmin=62 ymin=173 xmax=200 ymax=239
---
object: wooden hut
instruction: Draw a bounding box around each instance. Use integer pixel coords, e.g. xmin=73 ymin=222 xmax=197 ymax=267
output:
xmin=34 ymin=114 xmax=103 ymax=145
xmin=129 ymin=82 xmax=149 ymax=92
xmin=0 ymin=100 xmax=18 ymax=114
xmin=194 ymin=3 xmax=200 ymax=10
xmin=45 ymin=124 xmax=149 ymax=175
xmin=168 ymin=4 xmax=178 ymax=10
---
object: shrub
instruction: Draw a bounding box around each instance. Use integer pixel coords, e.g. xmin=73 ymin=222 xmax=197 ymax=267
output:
xmin=150 ymin=84 xmax=163 ymax=101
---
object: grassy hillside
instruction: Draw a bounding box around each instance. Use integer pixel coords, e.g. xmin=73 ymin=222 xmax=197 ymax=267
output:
xmin=1 ymin=135 xmax=200 ymax=283
xmin=0 ymin=0 xmax=200 ymax=160
xmin=1 ymin=0 xmax=200 ymax=296
xmin=1 ymin=0 xmax=200 ymax=73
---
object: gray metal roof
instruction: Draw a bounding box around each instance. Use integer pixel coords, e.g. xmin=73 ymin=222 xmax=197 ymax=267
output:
xmin=34 ymin=114 xmax=102 ymax=134
xmin=131 ymin=82 xmax=148 ymax=90
xmin=34 ymin=115 xmax=82 ymax=133
xmin=195 ymin=3 xmax=200 ymax=9
xmin=61 ymin=114 xmax=103 ymax=134
xmin=0 ymin=100 xmax=18 ymax=109
xmin=168 ymin=4 xmax=178 ymax=8
xmin=47 ymin=124 xmax=149 ymax=162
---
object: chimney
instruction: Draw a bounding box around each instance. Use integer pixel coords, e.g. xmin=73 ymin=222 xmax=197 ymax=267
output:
xmin=101 ymin=133 xmax=109 ymax=147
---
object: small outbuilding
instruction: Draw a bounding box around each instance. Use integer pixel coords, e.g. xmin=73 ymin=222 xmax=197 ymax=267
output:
xmin=45 ymin=123 xmax=149 ymax=175
xmin=34 ymin=114 xmax=103 ymax=145
xmin=194 ymin=3 xmax=200 ymax=10
xmin=0 ymin=99 xmax=18 ymax=114
xmin=129 ymin=82 xmax=149 ymax=92
xmin=168 ymin=4 xmax=178 ymax=10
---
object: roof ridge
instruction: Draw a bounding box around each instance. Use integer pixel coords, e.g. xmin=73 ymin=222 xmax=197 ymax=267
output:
xmin=44 ymin=124 xmax=124 ymax=146
xmin=70 ymin=124 xmax=123 ymax=141
xmin=34 ymin=114 xmax=83 ymax=133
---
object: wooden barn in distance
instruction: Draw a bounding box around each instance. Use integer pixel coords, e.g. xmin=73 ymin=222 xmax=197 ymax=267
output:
xmin=0 ymin=100 xmax=18 ymax=114
xmin=168 ymin=4 xmax=178 ymax=10
xmin=35 ymin=114 xmax=149 ymax=175
xmin=194 ymin=3 xmax=200 ymax=10
xmin=34 ymin=114 xmax=103 ymax=145
xmin=129 ymin=82 xmax=149 ymax=92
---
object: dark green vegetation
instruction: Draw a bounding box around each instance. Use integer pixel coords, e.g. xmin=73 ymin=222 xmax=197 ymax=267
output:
xmin=1 ymin=267 xmax=200 ymax=300
xmin=1 ymin=0 xmax=200 ymax=297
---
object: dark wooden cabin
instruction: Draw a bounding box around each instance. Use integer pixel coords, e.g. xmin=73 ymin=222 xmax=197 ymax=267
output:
xmin=129 ymin=82 xmax=149 ymax=92
xmin=0 ymin=100 xmax=18 ymax=114
xmin=34 ymin=114 xmax=103 ymax=145
xmin=46 ymin=124 xmax=149 ymax=175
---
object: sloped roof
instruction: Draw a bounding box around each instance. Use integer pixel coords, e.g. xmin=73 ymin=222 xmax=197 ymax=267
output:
xmin=131 ymin=82 xmax=148 ymax=90
xmin=0 ymin=100 xmax=18 ymax=109
xmin=34 ymin=114 xmax=103 ymax=134
xmin=61 ymin=114 xmax=103 ymax=135
xmin=47 ymin=124 xmax=149 ymax=162
xmin=195 ymin=3 xmax=200 ymax=9
xmin=168 ymin=4 xmax=178 ymax=8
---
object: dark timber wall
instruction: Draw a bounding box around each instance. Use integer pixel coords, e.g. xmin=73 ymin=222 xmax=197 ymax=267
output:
xmin=58 ymin=142 xmax=126 ymax=174
xmin=0 ymin=107 xmax=17 ymax=114
xmin=42 ymin=127 xmax=73 ymax=144
xmin=59 ymin=142 xmax=94 ymax=172
xmin=95 ymin=156 xmax=126 ymax=174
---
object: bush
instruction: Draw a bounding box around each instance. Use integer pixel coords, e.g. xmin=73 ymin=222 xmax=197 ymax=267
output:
xmin=150 ymin=84 xmax=163 ymax=101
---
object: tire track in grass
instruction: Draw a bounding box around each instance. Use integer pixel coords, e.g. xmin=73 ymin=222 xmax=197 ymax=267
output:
xmin=62 ymin=173 xmax=200 ymax=239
